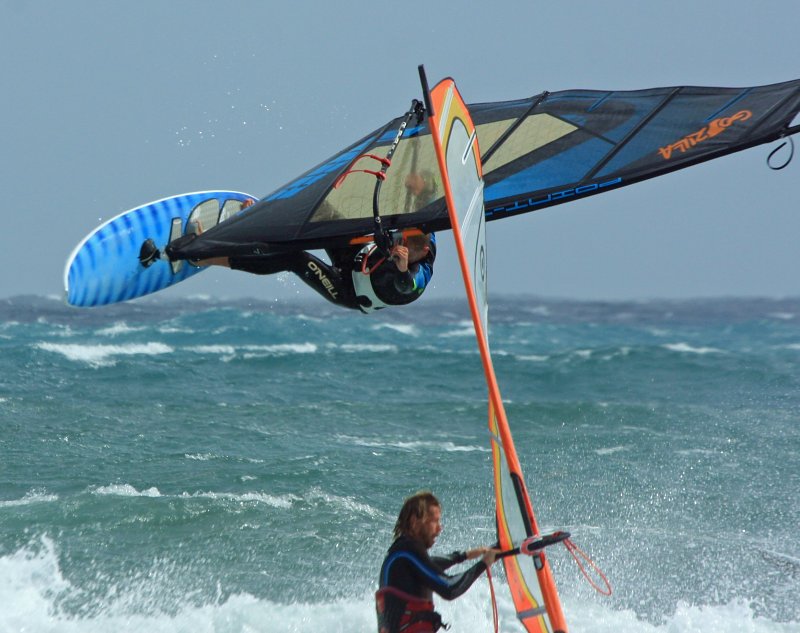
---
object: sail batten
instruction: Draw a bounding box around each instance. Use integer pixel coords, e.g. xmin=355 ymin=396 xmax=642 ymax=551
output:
xmin=740 ymin=85 xmax=800 ymax=142
xmin=581 ymin=86 xmax=682 ymax=184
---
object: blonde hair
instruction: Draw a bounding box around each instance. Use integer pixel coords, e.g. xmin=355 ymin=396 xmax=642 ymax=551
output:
xmin=393 ymin=491 xmax=440 ymax=539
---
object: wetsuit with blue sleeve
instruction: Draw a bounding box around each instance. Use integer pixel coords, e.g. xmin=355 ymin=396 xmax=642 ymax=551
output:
xmin=376 ymin=534 xmax=487 ymax=633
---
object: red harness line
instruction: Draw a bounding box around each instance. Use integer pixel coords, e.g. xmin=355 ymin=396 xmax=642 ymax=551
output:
xmin=333 ymin=153 xmax=391 ymax=188
xmin=486 ymin=565 xmax=500 ymax=633
xmin=360 ymin=244 xmax=387 ymax=275
xmin=563 ymin=537 xmax=612 ymax=596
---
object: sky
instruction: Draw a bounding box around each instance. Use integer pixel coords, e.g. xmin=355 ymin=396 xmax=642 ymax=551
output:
xmin=2 ymin=1 xmax=799 ymax=303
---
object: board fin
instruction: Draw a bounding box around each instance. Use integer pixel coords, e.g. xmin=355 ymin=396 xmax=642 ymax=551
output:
xmin=168 ymin=218 xmax=184 ymax=274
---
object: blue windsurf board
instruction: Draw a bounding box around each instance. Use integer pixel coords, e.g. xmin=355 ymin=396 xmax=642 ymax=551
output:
xmin=64 ymin=190 xmax=257 ymax=307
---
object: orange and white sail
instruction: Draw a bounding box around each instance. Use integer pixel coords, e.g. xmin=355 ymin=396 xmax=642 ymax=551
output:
xmin=423 ymin=69 xmax=568 ymax=633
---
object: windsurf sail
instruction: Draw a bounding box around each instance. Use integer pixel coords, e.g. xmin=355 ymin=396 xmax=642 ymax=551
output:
xmin=423 ymin=70 xmax=568 ymax=633
xmin=168 ymin=78 xmax=800 ymax=262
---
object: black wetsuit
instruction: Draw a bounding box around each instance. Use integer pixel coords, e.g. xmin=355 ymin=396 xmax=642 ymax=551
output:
xmin=377 ymin=536 xmax=487 ymax=633
xmin=228 ymin=250 xmax=362 ymax=308
xmin=228 ymin=237 xmax=436 ymax=312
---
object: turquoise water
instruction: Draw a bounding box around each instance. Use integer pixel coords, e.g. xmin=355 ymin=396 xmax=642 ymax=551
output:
xmin=1 ymin=295 xmax=799 ymax=632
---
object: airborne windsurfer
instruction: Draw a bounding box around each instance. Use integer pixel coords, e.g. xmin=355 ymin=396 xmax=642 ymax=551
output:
xmin=377 ymin=491 xmax=499 ymax=633
xmin=191 ymin=232 xmax=436 ymax=314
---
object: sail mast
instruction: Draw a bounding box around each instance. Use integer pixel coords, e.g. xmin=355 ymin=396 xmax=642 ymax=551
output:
xmin=422 ymin=66 xmax=568 ymax=633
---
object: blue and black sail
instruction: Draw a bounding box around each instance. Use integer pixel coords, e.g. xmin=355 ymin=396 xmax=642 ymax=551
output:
xmin=168 ymin=79 xmax=800 ymax=261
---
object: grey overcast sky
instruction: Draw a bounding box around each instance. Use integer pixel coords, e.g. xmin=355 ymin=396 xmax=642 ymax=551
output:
xmin=2 ymin=1 xmax=799 ymax=303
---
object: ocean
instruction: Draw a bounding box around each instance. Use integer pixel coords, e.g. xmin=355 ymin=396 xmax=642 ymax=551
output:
xmin=1 ymin=294 xmax=798 ymax=633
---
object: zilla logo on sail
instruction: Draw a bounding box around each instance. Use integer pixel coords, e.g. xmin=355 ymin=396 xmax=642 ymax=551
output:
xmin=659 ymin=110 xmax=752 ymax=160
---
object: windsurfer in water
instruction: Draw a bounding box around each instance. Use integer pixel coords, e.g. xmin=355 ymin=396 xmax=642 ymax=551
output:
xmin=376 ymin=491 xmax=499 ymax=633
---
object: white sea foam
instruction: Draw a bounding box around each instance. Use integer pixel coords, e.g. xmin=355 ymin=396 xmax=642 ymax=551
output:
xmin=0 ymin=490 xmax=59 ymax=508
xmin=336 ymin=343 xmax=398 ymax=353
xmin=186 ymin=490 xmax=296 ymax=509
xmin=35 ymin=342 xmax=173 ymax=367
xmin=343 ymin=435 xmax=489 ymax=453
xmin=594 ymin=446 xmax=628 ymax=456
xmin=187 ymin=344 xmax=237 ymax=356
xmin=523 ymin=304 xmax=552 ymax=316
xmin=516 ymin=354 xmax=550 ymax=362
xmin=157 ymin=325 xmax=194 ymax=334
xmin=184 ymin=452 xmax=216 ymax=461
xmin=89 ymin=483 xmax=291 ymax=508
xmin=662 ymin=342 xmax=723 ymax=355
xmin=438 ymin=325 xmax=478 ymax=338
xmin=241 ymin=342 xmax=318 ymax=357
xmin=1 ymin=538 xmax=796 ymax=633
xmin=92 ymin=484 xmax=162 ymax=497
xmin=567 ymin=596 xmax=800 ymax=633
xmin=371 ymin=322 xmax=418 ymax=336
xmin=96 ymin=322 xmax=145 ymax=337
xmin=602 ymin=346 xmax=632 ymax=360
xmin=304 ymin=487 xmax=383 ymax=517
xmin=296 ymin=313 xmax=325 ymax=322
xmin=50 ymin=324 xmax=76 ymax=338
xmin=184 ymin=452 xmax=264 ymax=464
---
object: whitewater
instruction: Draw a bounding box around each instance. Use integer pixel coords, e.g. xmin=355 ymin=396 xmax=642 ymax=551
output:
xmin=1 ymin=295 xmax=798 ymax=632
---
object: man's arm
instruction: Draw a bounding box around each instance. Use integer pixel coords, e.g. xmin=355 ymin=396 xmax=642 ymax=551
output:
xmin=432 ymin=546 xmax=493 ymax=571
xmin=389 ymin=248 xmax=434 ymax=294
xmin=420 ymin=559 xmax=488 ymax=601
xmin=431 ymin=551 xmax=467 ymax=571
xmin=387 ymin=551 xmax=487 ymax=601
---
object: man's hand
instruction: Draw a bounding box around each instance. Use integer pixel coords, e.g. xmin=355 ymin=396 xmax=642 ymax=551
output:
xmin=481 ymin=549 xmax=500 ymax=566
xmin=465 ymin=547 xmax=501 ymax=566
xmin=390 ymin=245 xmax=409 ymax=272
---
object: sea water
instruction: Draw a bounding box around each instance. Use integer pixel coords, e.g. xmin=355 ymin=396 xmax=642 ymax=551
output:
xmin=1 ymin=295 xmax=798 ymax=632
